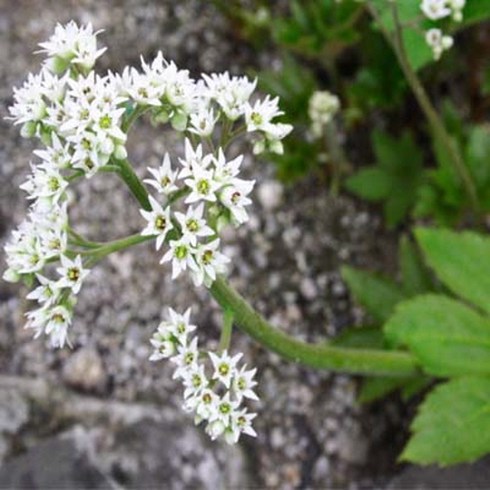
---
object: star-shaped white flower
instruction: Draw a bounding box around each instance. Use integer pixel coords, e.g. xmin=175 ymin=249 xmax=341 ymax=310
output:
xmin=140 ymin=195 xmax=173 ymax=250
xmin=144 ymin=153 xmax=179 ymax=195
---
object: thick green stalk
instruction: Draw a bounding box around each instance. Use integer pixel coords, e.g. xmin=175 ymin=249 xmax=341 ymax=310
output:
xmin=116 ymin=158 xmax=151 ymax=211
xmin=219 ymin=308 xmax=234 ymax=353
xmin=114 ymin=146 xmax=420 ymax=377
xmin=211 ymin=277 xmax=419 ymax=377
xmin=367 ymin=1 xmax=479 ymax=216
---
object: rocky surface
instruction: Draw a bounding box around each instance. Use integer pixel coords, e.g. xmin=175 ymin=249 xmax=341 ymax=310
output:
xmin=0 ymin=1 xmax=414 ymax=488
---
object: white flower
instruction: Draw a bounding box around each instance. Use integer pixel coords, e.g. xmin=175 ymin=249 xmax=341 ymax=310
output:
xmin=126 ymin=68 xmax=163 ymax=106
xmin=425 ymin=28 xmax=454 ymax=60
xmin=175 ymin=203 xmax=214 ymax=246
xmin=181 ymin=363 xmax=208 ymax=399
xmin=20 ymin=163 xmax=68 ymax=203
xmin=208 ymin=392 xmax=240 ymax=427
xmin=149 ymin=328 xmax=176 ymax=361
xmin=38 ymin=21 xmax=106 ymax=73
xmin=309 ymin=90 xmax=340 ymax=138
xmin=140 ymin=195 xmax=174 ymax=250
xmin=447 ymin=0 xmax=465 ymax=21
xmin=188 ymin=106 xmax=218 ymax=137
xmin=171 ymin=337 xmax=200 ymax=379
xmin=219 ymin=179 xmax=255 ymax=225
xmin=33 ymin=133 xmax=73 ymax=169
xmin=191 ymin=239 xmax=230 ymax=287
xmin=8 ymin=71 xmax=47 ymax=127
xmin=160 ymin=236 xmax=198 ymax=279
xmin=420 ymin=0 xmax=451 ymax=20
xmin=203 ymin=72 xmax=256 ymax=120
xmin=225 ymin=408 xmax=257 ymax=444
xmin=26 ymin=304 xmax=73 ymax=348
xmin=178 ymin=139 xmax=213 ymax=180
xmin=144 ymin=153 xmax=179 ymax=195
xmin=244 ymin=96 xmax=283 ymax=132
xmin=166 ymin=307 xmax=197 ymax=343
xmin=213 ymin=149 xmax=243 ymax=185
xmin=184 ymin=165 xmax=221 ymax=204
xmin=232 ymin=365 xmax=259 ymax=402
xmin=26 ymin=275 xmax=62 ymax=306
xmin=209 ymin=350 xmax=242 ymax=389
xmin=188 ymin=388 xmax=219 ymax=420
xmin=56 ymin=254 xmax=90 ymax=294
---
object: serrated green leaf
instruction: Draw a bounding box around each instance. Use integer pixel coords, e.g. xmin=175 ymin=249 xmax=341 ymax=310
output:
xmin=345 ymin=167 xmax=392 ymax=201
xmin=399 ymin=235 xmax=434 ymax=296
xmin=341 ymin=266 xmax=405 ymax=323
xmin=416 ymin=228 xmax=490 ymax=315
xmin=347 ymin=130 xmax=424 ymax=227
xmin=402 ymin=376 xmax=490 ymax=465
xmin=385 ymin=294 xmax=490 ymax=377
xmin=385 ymin=189 xmax=414 ymax=228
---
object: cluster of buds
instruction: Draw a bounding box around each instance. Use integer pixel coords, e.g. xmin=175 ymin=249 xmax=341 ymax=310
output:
xmin=4 ymin=21 xmax=288 ymax=442
xmin=308 ymin=90 xmax=340 ymax=139
xmin=150 ymin=308 xmax=258 ymax=444
xmin=421 ymin=0 xmax=466 ymax=60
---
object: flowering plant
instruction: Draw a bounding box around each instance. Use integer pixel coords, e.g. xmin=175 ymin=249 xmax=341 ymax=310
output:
xmin=4 ymin=0 xmax=490 ymax=468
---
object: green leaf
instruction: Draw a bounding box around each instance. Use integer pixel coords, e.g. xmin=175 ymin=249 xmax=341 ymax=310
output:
xmin=402 ymin=376 xmax=490 ymax=465
xmin=346 ymin=130 xmax=424 ymax=228
xmin=331 ymin=325 xmax=385 ymax=350
xmin=385 ymin=295 xmax=490 ymax=377
xmin=416 ymin=228 xmax=490 ymax=315
xmin=463 ymin=0 xmax=490 ymax=26
xmin=358 ymin=377 xmax=407 ymax=404
xmin=466 ymin=125 xmax=490 ymax=191
xmin=341 ymin=266 xmax=405 ymax=323
xmin=399 ymin=235 xmax=434 ymax=296
xmin=345 ymin=167 xmax=391 ymax=200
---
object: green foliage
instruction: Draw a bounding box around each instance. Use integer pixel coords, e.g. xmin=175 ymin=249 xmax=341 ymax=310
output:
xmin=345 ymin=130 xmax=424 ymax=228
xmin=381 ymin=227 xmax=490 ymax=465
xmin=341 ymin=235 xmax=434 ymax=403
xmin=401 ymin=377 xmax=490 ymax=465
xmin=341 ymin=266 xmax=405 ymax=324
xmin=271 ymin=0 xmax=361 ymax=58
xmin=347 ymin=31 xmax=406 ymax=114
xmin=385 ymin=295 xmax=490 ymax=377
xmin=371 ymin=0 xmax=490 ymax=71
xmin=416 ymin=228 xmax=490 ymax=315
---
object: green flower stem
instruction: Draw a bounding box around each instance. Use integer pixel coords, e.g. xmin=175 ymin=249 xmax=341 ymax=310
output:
xmin=121 ymin=105 xmax=149 ymax=133
xmin=82 ymin=233 xmax=154 ymax=266
xmin=367 ymin=1 xmax=480 ymax=217
xmin=210 ymin=276 xmax=419 ymax=377
xmin=115 ymin=155 xmax=420 ymax=377
xmin=116 ymin=158 xmax=151 ymax=211
xmin=219 ymin=308 xmax=234 ymax=353
xmin=67 ymin=228 xmax=101 ymax=249
xmin=325 ymin=120 xmax=350 ymax=196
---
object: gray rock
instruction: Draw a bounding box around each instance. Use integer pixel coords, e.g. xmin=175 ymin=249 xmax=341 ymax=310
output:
xmin=387 ymin=457 xmax=490 ymax=489
xmin=62 ymin=348 xmax=107 ymax=393
xmin=0 ymin=438 xmax=113 ymax=489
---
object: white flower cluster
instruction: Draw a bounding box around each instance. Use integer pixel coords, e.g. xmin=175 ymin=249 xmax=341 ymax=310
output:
xmin=150 ymin=308 xmax=258 ymax=444
xmin=140 ymin=140 xmax=255 ymax=287
xmin=308 ymin=90 xmax=340 ymax=139
xmin=4 ymin=21 xmax=292 ymax=349
xmin=421 ymin=0 xmax=466 ymax=60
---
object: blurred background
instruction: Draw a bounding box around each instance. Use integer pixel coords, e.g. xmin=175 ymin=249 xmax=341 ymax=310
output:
xmin=0 ymin=0 xmax=489 ymax=488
